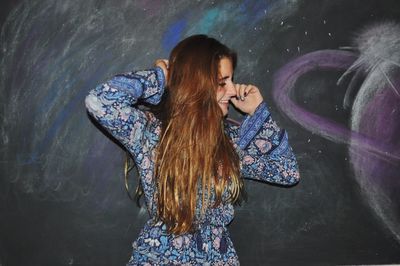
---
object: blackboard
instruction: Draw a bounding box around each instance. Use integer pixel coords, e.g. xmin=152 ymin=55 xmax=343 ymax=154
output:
xmin=1 ymin=0 xmax=400 ymax=265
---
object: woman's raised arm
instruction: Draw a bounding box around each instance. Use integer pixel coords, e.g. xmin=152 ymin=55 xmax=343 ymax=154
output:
xmin=228 ymin=102 xmax=300 ymax=186
xmin=85 ymin=67 xmax=165 ymax=150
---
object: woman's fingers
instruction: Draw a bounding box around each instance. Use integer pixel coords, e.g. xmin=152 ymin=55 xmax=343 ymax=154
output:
xmin=234 ymin=84 xmax=256 ymax=101
xmin=155 ymin=59 xmax=169 ymax=67
xmin=231 ymin=84 xmax=263 ymax=115
xmin=234 ymin=84 xmax=245 ymax=101
xmin=244 ymin=85 xmax=255 ymax=98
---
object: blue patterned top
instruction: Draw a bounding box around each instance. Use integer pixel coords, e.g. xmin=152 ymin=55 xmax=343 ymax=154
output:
xmin=85 ymin=67 xmax=300 ymax=265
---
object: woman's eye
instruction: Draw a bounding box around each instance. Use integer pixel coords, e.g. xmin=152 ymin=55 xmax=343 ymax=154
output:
xmin=219 ymin=83 xmax=226 ymax=87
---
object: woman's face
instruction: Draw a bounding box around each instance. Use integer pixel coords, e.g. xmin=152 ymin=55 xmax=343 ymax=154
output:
xmin=216 ymin=57 xmax=236 ymax=116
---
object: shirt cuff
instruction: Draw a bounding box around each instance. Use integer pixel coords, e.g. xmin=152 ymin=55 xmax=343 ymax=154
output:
xmin=269 ymin=130 xmax=289 ymax=157
xmin=140 ymin=67 xmax=165 ymax=105
xmin=238 ymin=102 xmax=270 ymax=149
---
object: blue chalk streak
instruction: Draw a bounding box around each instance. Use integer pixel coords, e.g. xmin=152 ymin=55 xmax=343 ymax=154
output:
xmin=162 ymin=18 xmax=187 ymax=54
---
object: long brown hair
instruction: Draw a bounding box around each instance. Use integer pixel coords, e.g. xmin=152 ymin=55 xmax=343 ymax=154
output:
xmin=155 ymin=35 xmax=243 ymax=234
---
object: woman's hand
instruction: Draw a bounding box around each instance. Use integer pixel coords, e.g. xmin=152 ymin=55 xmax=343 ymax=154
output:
xmin=155 ymin=59 xmax=169 ymax=81
xmin=230 ymin=84 xmax=263 ymax=115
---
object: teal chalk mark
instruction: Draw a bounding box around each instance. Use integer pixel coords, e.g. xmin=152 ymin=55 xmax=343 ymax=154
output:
xmin=196 ymin=8 xmax=220 ymax=34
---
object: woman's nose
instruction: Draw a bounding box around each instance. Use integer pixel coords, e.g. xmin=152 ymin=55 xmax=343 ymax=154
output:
xmin=226 ymin=82 xmax=236 ymax=97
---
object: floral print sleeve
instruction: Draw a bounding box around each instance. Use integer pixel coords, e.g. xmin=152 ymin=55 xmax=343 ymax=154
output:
xmin=85 ymin=67 xmax=165 ymax=215
xmin=227 ymin=102 xmax=300 ymax=185
xmin=85 ymin=67 xmax=164 ymax=147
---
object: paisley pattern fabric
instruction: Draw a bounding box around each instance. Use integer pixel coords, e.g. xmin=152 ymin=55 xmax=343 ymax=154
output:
xmin=85 ymin=67 xmax=300 ymax=265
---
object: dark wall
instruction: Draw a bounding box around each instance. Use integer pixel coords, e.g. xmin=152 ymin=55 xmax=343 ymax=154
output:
xmin=1 ymin=1 xmax=400 ymax=265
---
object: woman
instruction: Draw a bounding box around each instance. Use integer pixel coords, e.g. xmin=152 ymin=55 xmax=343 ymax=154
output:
xmin=85 ymin=35 xmax=300 ymax=265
